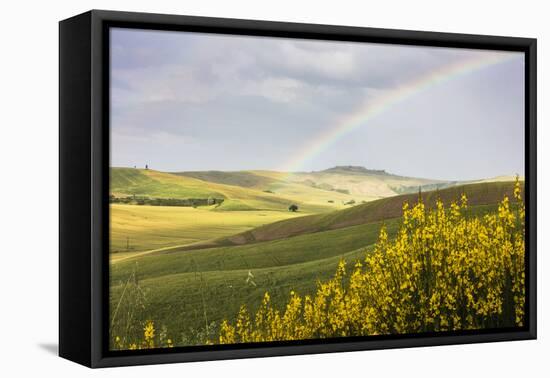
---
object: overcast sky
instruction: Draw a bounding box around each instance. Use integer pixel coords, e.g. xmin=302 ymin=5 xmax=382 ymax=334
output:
xmin=110 ymin=28 xmax=525 ymax=181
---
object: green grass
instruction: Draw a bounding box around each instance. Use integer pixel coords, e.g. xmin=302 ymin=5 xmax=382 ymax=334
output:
xmin=110 ymin=218 xmax=402 ymax=279
xmin=110 ymin=202 xmax=504 ymax=345
xmin=184 ymin=181 xmax=519 ymax=250
xmin=109 ymin=208 xmax=401 ymax=345
xmin=176 ymin=169 xmax=377 ymax=207
xmin=109 ymin=174 xmax=520 ymax=347
xmin=109 ymin=166 xmax=409 ymax=256
xmin=110 ymin=204 xmax=302 ymax=254
xmin=110 ymin=237 xmax=375 ymax=346
xmin=111 ymin=167 xmax=336 ymax=213
xmin=173 ymin=170 xmax=278 ymax=189
xmin=111 ymin=168 xmax=225 ymax=199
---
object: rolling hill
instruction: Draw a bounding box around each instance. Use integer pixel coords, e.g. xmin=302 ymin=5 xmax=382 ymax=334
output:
xmin=110 ymin=166 xmax=379 ymax=255
xmin=111 ymin=167 xmax=334 ymax=213
xmin=172 ymin=170 xmax=278 ymax=189
xmin=113 ymin=166 xmax=506 ymax=218
xmin=109 ymin=204 xmax=302 ymax=255
xmin=111 ymin=167 xmax=225 ymax=199
xmin=109 ymin=180 xmax=521 ymax=345
xmin=175 ymin=165 xmax=451 ymax=201
xmin=168 ymin=181 xmax=520 ymax=251
xmin=175 ymin=169 xmax=378 ymax=206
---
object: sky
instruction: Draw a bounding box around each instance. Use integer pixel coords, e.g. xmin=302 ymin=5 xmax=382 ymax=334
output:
xmin=110 ymin=28 xmax=525 ymax=181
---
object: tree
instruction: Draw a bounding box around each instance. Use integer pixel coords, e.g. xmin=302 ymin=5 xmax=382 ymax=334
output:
xmin=288 ymin=204 xmax=298 ymax=212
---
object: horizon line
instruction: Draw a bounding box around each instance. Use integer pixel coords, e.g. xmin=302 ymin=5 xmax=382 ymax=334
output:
xmin=110 ymin=165 xmax=523 ymax=183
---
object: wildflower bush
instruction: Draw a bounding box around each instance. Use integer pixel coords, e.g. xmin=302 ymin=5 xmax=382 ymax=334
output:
xmin=218 ymin=179 xmax=525 ymax=343
xmin=110 ymin=268 xmax=175 ymax=350
xmin=113 ymin=320 xmax=174 ymax=350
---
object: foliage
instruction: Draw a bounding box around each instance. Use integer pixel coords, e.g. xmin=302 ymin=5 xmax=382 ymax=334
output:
xmin=109 ymin=181 xmax=525 ymax=349
xmin=213 ymin=181 xmax=520 ymax=249
xmin=110 ymin=267 xmax=175 ymax=350
xmin=109 ymin=194 xmax=224 ymax=207
xmin=109 ymin=268 xmax=148 ymax=349
xmin=113 ymin=320 xmax=174 ymax=350
xmin=218 ymin=178 xmax=525 ymax=343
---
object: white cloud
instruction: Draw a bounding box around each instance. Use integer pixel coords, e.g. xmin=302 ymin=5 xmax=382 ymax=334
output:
xmin=109 ymin=28 xmax=524 ymax=178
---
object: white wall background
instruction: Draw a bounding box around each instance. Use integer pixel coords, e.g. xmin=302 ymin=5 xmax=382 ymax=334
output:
xmin=0 ymin=0 xmax=546 ymax=376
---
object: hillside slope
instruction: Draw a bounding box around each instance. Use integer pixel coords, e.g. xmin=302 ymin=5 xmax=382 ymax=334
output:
xmin=176 ymin=166 xmax=449 ymax=200
xmin=280 ymin=166 xmax=446 ymax=197
xmin=174 ymin=169 xmax=378 ymax=206
xmin=111 ymin=168 xmax=332 ymax=213
xmin=172 ymin=170 xmax=277 ymax=189
xmin=178 ymin=181 xmax=519 ymax=250
xmin=111 ymin=167 xmax=225 ymax=199
xmin=109 ymin=182 xmax=518 ymax=344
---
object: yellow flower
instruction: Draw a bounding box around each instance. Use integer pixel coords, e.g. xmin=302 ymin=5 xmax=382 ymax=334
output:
xmin=143 ymin=320 xmax=155 ymax=348
xmin=217 ymin=191 xmax=525 ymax=343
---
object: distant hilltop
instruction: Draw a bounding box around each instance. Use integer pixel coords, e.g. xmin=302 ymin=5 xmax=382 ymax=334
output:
xmin=320 ymin=165 xmax=391 ymax=176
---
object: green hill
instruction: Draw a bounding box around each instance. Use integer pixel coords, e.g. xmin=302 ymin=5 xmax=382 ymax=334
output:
xmin=109 ymin=204 xmax=303 ymax=255
xmin=111 ymin=167 xmax=225 ymax=199
xmin=110 ymin=243 xmax=371 ymax=346
xmin=110 ymin=181 xmax=517 ymax=346
xmin=109 ymin=167 xmax=521 ymax=347
xmin=173 ymin=170 xmax=277 ymax=189
xmin=110 ymin=167 xmax=333 ymax=213
xmin=279 ymin=165 xmax=446 ymax=198
xmin=112 ymin=182 xmax=518 ymax=281
xmin=110 ymin=216 xmax=400 ymax=345
xmin=173 ymin=181 xmax=519 ymax=251
xmin=176 ymin=166 xmax=449 ymax=202
xmin=174 ymin=169 xmax=378 ymax=207
xmin=111 ymin=217 xmax=402 ymax=279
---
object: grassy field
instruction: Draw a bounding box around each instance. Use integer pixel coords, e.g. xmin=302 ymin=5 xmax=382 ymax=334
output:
xmin=279 ymin=167 xmax=443 ymax=197
xmin=111 ymin=246 xmax=371 ymax=345
xmin=110 ymin=204 xmax=302 ymax=255
xmin=185 ymin=181 xmax=520 ymax=250
xmin=110 ymin=167 xmax=350 ymax=256
xmin=111 ymin=168 xmax=224 ymax=199
xmin=112 ymin=167 xmax=383 ymax=213
xmin=111 ymin=218 xmax=402 ymax=279
xmin=109 ymin=218 xmax=393 ymax=346
xmin=174 ymin=165 xmax=458 ymax=204
xmin=112 ymin=168 xmax=329 ymax=213
xmin=109 ymin=175 xmax=519 ymax=347
xmin=175 ymin=169 xmax=379 ymax=206
xmin=109 ymin=166 xmax=405 ymax=257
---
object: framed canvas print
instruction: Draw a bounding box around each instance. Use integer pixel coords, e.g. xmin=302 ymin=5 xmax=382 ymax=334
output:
xmin=59 ymin=10 xmax=537 ymax=368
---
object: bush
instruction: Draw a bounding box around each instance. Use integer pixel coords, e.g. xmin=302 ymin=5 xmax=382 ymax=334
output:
xmin=218 ymin=178 xmax=525 ymax=343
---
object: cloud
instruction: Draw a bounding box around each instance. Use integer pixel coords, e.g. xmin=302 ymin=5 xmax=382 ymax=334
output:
xmin=109 ymin=28 xmax=524 ymax=177
xmin=111 ymin=29 xmax=507 ymax=114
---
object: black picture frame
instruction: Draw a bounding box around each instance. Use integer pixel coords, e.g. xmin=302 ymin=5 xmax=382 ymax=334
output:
xmin=59 ymin=9 xmax=537 ymax=368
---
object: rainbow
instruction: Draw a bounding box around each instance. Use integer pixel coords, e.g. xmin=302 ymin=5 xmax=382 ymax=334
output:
xmin=280 ymin=50 xmax=521 ymax=177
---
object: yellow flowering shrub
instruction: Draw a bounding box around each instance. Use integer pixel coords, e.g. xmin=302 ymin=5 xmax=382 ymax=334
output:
xmin=113 ymin=320 xmax=174 ymax=350
xmin=219 ymin=178 xmax=525 ymax=343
